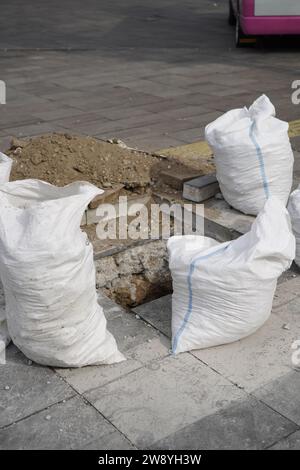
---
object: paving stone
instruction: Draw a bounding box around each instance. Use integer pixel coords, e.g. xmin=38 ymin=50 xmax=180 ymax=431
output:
xmin=272 ymin=292 xmax=300 ymax=326
xmin=272 ymin=276 xmax=300 ymax=309
xmin=159 ymin=168 xmax=204 ymax=191
xmin=82 ymin=430 xmax=136 ymax=450
xmin=151 ymin=396 xmax=297 ymax=450
xmin=192 ymin=308 xmax=300 ymax=393
xmin=167 ymin=127 xmax=205 ymax=143
xmin=56 ymin=296 xmax=169 ymax=393
xmin=0 ymin=396 xmax=129 ymax=450
xmin=133 ymin=294 xmax=172 ymax=337
xmin=270 ymin=430 xmax=300 ymax=450
xmin=183 ymin=174 xmax=219 ymax=202
xmin=292 ymin=150 xmax=300 ymax=189
xmin=1 ymin=122 xmax=66 ymax=138
xmin=156 ymin=104 xmax=214 ymax=119
xmin=122 ymin=79 xmax=189 ymax=99
xmin=204 ymin=199 xmax=254 ymax=236
xmin=291 ymin=136 xmax=300 ymax=152
xmin=253 ymin=371 xmax=300 ymax=426
xmin=31 ymin=107 xmax=85 ymax=121
xmin=0 ymin=345 xmax=74 ymax=428
xmin=85 ymin=353 xmax=245 ymax=447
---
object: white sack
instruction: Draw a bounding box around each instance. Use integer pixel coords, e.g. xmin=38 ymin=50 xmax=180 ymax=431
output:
xmin=288 ymin=186 xmax=300 ymax=267
xmin=0 ymin=179 xmax=124 ymax=367
xmin=205 ymin=95 xmax=294 ymax=215
xmin=0 ymin=152 xmax=12 ymax=348
xmin=168 ymin=197 xmax=295 ymax=354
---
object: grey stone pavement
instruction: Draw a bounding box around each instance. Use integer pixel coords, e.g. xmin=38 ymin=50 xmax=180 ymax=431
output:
xmin=1 ymin=0 xmax=300 ymax=450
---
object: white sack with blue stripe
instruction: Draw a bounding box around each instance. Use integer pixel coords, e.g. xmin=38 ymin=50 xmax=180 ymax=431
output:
xmin=205 ymin=95 xmax=294 ymax=215
xmin=168 ymin=197 xmax=295 ymax=354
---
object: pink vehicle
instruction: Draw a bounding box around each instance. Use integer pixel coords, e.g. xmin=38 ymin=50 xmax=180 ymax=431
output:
xmin=229 ymin=0 xmax=300 ymax=46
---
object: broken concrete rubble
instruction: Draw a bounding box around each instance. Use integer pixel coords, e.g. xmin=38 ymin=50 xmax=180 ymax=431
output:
xmin=95 ymin=240 xmax=171 ymax=307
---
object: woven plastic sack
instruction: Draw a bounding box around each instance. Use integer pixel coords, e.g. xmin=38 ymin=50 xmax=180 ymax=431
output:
xmin=168 ymin=197 xmax=295 ymax=354
xmin=205 ymin=95 xmax=294 ymax=215
xmin=0 ymin=179 xmax=124 ymax=367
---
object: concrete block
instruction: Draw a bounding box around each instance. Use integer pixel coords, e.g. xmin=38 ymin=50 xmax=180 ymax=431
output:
xmin=183 ymin=173 xmax=219 ymax=202
xmin=85 ymin=353 xmax=245 ymax=447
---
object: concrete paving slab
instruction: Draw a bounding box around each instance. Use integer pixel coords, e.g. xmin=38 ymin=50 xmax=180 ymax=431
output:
xmin=0 ymin=345 xmax=74 ymax=428
xmin=151 ymin=396 xmax=297 ymax=450
xmin=85 ymin=353 xmax=245 ymax=447
xmin=273 ymin=293 xmax=300 ymax=326
xmin=204 ymin=199 xmax=254 ymax=237
xmin=272 ymin=276 xmax=300 ymax=309
xmin=192 ymin=309 xmax=300 ymax=393
xmin=57 ymin=295 xmax=169 ymax=393
xmin=254 ymin=371 xmax=300 ymax=426
xmin=0 ymin=122 xmax=66 ymax=138
xmin=270 ymin=430 xmax=300 ymax=450
xmin=133 ymin=294 xmax=172 ymax=337
xmin=0 ymin=396 xmax=130 ymax=450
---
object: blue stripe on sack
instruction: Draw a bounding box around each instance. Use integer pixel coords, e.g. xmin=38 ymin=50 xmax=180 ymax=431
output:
xmin=172 ymin=245 xmax=228 ymax=354
xmin=249 ymin=122 xmax=270 ymax=199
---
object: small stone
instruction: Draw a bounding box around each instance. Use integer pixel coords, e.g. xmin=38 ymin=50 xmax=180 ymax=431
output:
xmin=135 ymin=314 xmax=140 ymax=319
xmin=45 ymin=415 xmax=51 ymax=421
xmin=282 ymin=323 xmax=290 ymax=330
xmin=215 ymin=192 xmax=224 ymax=200
xmin=27 ymin=360 xmax=33 ymax=366
xmin=46 ymin=381 xmax=51 ymax=384
xmin=4 ymin=385 xmax=10 ymax=390
xmin=10 ymin=137 xmax=26 ymax=149
xmin=147 ymin=339 xmax=152 ymax=343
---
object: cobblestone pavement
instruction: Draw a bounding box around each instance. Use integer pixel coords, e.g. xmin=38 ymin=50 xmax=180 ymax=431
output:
xmin=1 ymin=0 xmax=300 ymax=450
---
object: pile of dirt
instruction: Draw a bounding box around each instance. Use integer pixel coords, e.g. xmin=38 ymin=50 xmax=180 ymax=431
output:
xmin=6 ymin=133 xmax=215 ymax=197
xmin=7 ymin=133 xmax=161 ymax=192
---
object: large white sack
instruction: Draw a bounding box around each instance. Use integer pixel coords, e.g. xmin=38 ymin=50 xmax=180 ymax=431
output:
xmin=0 ymin=152 xmax=12 ymax=348
xmin=205 ymin=95 xmax=294 ymax=215
xmin=288 ymin=186 xmax=300 ymax=267
xmin=0 ymin=179 xmax=125 ymax=367
xmin=168 ymin=197 xmax=295 ymax=354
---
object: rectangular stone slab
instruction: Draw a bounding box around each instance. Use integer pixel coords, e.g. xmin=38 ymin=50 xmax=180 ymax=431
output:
xmin=183 ymin=173 xmax=219 ymax=202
